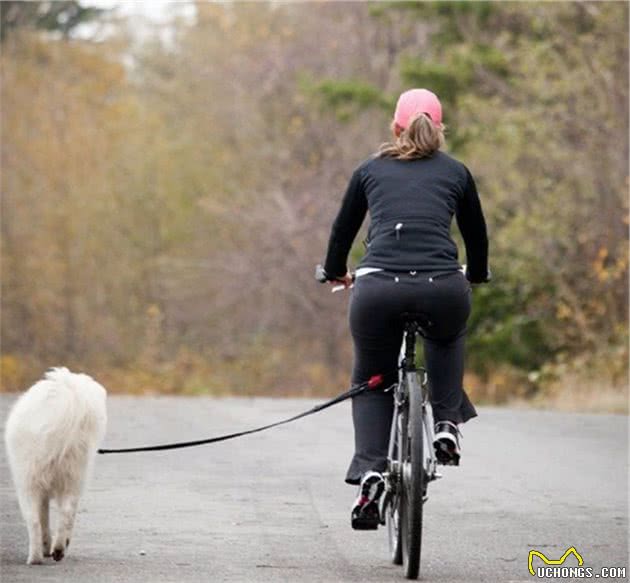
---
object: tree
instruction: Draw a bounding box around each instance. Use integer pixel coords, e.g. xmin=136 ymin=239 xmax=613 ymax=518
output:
xmin=309 ymin=1 xmax=629 ymax=387
xmin=0 ymin=1 xmax=104 ymax=42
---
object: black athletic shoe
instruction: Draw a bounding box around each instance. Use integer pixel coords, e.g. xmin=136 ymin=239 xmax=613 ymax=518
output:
xmin=351 ymin=471 xmax=385 ymax=530
xmin=434 ymin=420 xmax=461 ymax=466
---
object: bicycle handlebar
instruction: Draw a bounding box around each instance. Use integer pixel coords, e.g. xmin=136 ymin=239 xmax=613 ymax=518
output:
xmin=314 ymin=264 xmax=356 ymax=293
xmin=461 ymin=264 xmax=492 ymax=284
xmin=314 ymin=264 xmax=356 ymax=284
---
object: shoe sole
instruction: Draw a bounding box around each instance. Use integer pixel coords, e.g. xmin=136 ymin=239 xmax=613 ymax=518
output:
xmin=351 ymin=476 xmax=384 ymax=530
xmin=434 ymin=437 xmax=460 ymax=466
xmin=351 ymin=503 xmax=380 ymax=530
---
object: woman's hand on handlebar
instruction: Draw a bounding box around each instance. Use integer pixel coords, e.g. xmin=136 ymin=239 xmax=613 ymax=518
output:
xmin=330 ymin=272 xmax=353 ymax=289
xmin=314 ymin=265 xmax=354 ymax=292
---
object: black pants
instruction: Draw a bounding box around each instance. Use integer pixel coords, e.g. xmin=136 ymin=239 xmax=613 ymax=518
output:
xmin=345 ymin=270 xmax=477 ymax=485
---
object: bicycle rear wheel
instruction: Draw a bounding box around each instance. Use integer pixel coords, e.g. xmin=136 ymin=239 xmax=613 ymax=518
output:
xmin=386 ymin=411 xmax=404 ymax=565
xmin=400 ymin=372 xmax=425 ymax=579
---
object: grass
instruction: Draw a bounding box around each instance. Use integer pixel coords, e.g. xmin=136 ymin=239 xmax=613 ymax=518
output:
xmin=1 ymin=350 xmax=627 ymax=414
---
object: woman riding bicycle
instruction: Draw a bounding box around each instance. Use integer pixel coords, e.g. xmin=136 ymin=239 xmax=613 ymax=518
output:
xmin=321 ymin=88 xmax=490 ymax=530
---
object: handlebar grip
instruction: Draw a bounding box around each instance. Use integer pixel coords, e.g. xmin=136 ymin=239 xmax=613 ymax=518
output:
xmin=464 ymin=265 xmax=492 ymax=284
xmin=315 ymin=264 xmax=328 ymax=283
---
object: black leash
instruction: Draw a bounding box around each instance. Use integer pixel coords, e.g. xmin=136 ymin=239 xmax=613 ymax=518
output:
xmin=98 ymin=375 xmax=385 ymax=454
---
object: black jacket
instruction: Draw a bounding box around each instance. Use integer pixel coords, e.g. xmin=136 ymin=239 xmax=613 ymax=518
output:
xmin=323 ymin=151 xmax=489 ymax=283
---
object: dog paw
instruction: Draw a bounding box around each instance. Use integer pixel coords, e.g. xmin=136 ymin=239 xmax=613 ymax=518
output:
xmin=52 ymin=548 xmax=65 ymax=562
xmin=27 ymin=554 xmax=44 ymax=565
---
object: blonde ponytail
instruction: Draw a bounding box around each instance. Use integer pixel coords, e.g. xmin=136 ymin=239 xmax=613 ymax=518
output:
xmin=378 ymin=113 xmax=445 ymax=160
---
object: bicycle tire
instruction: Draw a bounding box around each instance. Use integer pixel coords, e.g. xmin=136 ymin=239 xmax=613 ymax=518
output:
xmin=400 ymin=372 xmax=425 ymax=579
xmin=386 ymin=410 xmax=404 ymax=565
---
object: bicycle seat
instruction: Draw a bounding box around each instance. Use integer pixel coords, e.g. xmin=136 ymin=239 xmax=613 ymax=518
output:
xmin=401 ymin=312 xmax=433 ymax=332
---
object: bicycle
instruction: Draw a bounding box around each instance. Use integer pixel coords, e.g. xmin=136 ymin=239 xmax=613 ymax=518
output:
xmin=315 ymin=265 xmax=442 ymax=580
xmin=381 ymin=312 xmax=441 ymax=580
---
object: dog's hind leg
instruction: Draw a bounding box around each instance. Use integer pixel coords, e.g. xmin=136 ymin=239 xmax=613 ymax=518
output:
xmin=21 ymin=488 xmax=45 ymax=565
xmin=40 ymin=495 xmax=51 ymax=557
xmin=52 ymin=493 xmax=79 ymax=562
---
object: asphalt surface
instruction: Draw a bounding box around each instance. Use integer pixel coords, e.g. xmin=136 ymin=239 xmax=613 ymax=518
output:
xmin=0 ymin=395 xmax=628 ymax=583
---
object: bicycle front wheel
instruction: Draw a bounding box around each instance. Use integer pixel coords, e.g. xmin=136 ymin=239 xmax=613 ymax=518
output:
xmin=400 ymin=372 xmax=426 ymax=579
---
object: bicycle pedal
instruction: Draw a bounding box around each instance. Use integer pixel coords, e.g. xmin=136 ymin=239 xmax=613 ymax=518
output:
xmin=351 ymin=513 xmax=380 ymax=530
xmin=435 ymin=440 xmax=460 ymax=466
xmin=437 ymin=456 xmax=460 ymax=467
xmin=352 ymin=519 xmax=379 ymax=530
xmin=351 ymin=499 xmax=380 ymax=531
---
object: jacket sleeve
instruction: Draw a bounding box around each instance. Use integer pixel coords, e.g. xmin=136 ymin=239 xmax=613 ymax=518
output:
xmin=323 ymin=167 xmax=368 ymax=278
xmin=456 ymin=168 xmax=489 ymax=283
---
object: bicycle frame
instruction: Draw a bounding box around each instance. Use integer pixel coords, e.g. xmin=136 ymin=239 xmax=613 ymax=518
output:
xmin=384 ymin=321 xmax=440 ymax=496
xmin=381 ymin=318 xmax=443 ymax=578
xmin=381 ymin=321 xmax=442 ymax=523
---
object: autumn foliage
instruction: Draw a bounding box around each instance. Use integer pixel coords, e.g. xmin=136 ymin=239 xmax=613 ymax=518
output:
xmin=1 ymin=2 xmax=627 ymax=411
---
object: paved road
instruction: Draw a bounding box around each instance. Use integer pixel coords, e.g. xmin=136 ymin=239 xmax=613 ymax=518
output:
xmin=0 ymin=395 xmax=628 ymax=582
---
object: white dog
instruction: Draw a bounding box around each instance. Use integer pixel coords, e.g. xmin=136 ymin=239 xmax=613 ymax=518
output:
xmin=4 ymin=367 xmax=107 ymax=564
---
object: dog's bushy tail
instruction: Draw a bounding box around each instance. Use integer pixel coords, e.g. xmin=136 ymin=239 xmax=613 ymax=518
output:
xmin=43 ymin=367 xmax=105 ymax=461
xmin=5 ymin=368 xmax=105 ymax=477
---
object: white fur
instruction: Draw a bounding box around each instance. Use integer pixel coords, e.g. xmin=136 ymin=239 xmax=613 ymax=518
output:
xmin=4 ymin=367 xmax=107 ymax=565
